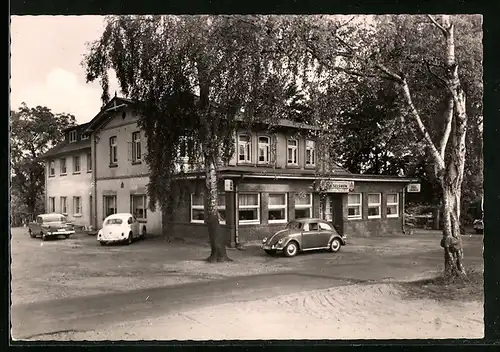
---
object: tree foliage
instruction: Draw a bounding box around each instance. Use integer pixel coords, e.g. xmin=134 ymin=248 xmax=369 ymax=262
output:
xmin=10 ymin=104 xmax=76 ymax=216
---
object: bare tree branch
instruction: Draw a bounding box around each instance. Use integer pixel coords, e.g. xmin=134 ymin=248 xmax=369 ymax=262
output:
xmin=425 ymin=61 xmax=448 ymax=86
xmin=439 ymin=96 xmax=454 ymax=159
xmin=427 ymin=15 xmax=448 ymax=36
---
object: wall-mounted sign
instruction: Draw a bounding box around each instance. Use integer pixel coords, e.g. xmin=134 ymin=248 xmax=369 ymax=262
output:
xmin=407 ymin=183 xmax=421 ymax=193
xmin=315 ymin=180 xmax=355 ymax=193
xmin=224 ymin=179 xmax=234 ymax=192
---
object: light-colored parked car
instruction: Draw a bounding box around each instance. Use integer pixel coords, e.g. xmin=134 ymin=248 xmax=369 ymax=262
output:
xmin=28 ymin=213 xmax=75 ymax=241
xmin=473 ymin=219 xmax=484 ymax=234
xmin=97 ymin=213 xmax=146 ymax=246
xmin=262 ymin=218 xmax=347 ymax=257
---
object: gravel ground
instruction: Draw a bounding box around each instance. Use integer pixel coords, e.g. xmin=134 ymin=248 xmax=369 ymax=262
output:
xmin=29 ymin=282 xmax=484 ymax=340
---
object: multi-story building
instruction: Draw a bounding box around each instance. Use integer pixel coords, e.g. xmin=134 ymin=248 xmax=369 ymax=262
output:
xmin=41 ymin=123 xmax=93 ymax=229
xmin=42 ymin=96 xmax=418 ymax=243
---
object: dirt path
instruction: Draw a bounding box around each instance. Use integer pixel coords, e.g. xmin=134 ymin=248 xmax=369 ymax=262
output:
xmin=26 ymin=283 xmax=483 ymax=340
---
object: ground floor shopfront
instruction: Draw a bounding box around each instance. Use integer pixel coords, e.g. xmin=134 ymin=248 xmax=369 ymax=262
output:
xmin=163 ymin=173 xmax=418 ymax=246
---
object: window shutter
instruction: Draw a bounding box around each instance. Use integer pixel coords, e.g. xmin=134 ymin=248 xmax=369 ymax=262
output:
xmin=127 ymin=142 xmax=133 ymax=161
xmin=271 ymin=134 xmax=278 ymax=166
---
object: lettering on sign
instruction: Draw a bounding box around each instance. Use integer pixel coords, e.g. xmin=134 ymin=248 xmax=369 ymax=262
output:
xmin=407 ymin=183 xmax=421 ymax=193
xmin=316 ymin=180 xmax=354 ymax=193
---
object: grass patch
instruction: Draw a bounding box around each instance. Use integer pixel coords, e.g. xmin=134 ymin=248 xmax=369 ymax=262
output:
xmin=400 ymin=267 xmax=483 ymax=302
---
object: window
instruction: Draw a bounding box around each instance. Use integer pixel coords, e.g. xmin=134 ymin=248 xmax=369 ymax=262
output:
xmin=258 ymin=136 xmax=270 ymax=164
xmin=295 ymin=193 xmax=312 ymax=219
xmin=319 ymin=222 xmax=333 ymax=231
xmin=69 ymin=130 xmax=77 ymax=143
xmin=87 ymin=152 xmax=92 ymax=172
xmin=305 ymin=140 xmax=316 ymax=166
xmin=238 ymin=134 xmax=251 ymax=163
xmin=132 ymin=131 xmax=142 ymax=162
xmin=60 ymin=158 xmax=67 ymax=175
xmin=268 ymin=193 xmax=287 ymax=223
xmin=130 ymin=194 xmax=147 ymax=220
xmin=386 ymin=193 xmax=399 ymax=218
xmin=60 ymin=197 xmax=67 ymax=215
xmin=287 ymin=139 xmax=298 ymax=165
xmin=81 ymin=133 xmax=89 ymax=140
xmin=103 ymin=195 xmax=117 ymax=218
xmin=73 ymin=156 xmax=81 ymax=173
xmin=190 ymin=193 xmax=226 ymax=224
xmin=48 ymin=197 xmax=55 ymax=213
xmin=109 ymin=136 xmax=118 ymax=164
xmin=73 ymin=196 xmax=82 ymax=215
xmin=48 ymin=160 xmax=55 ymax=177
xmin=238 ymin=193 xmax=260 ymax=224
xmin=348 ymin=193 xmax=362 ymax=219
xmin=368 ymin=193 xmax=381 ymax=219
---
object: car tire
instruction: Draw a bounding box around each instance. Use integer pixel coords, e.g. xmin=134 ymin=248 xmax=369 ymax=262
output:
xmin=284 ymin=241 xmax=298 ymax=257
xmin=475 ymin=229 xmax=483 ymax=234
xmin=41 ymin=232 xmax=47 ymax=241
xmin=64 ymin=234 xmax=70 ymax=239
xmin=28 ymin=229 xmax=34 ymax=238
xmin=100 ymin=241 xmax=106 ymax=246
xmin=127 ymin=232 xmax=133 ymax=245
xmin=140 ymin=226 xmax=146 ymax=240
xmin=329 ymin=238 xmax=342 ymax=253
xmin=264 ymin=249 xmax=276 ymax=256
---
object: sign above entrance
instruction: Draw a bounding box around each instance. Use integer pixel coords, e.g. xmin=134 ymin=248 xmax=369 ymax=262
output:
xmin=224 ymin=179 xmax=234 ymax=192
xmin=315 ymin=180 xmax=355 ymax=193
xmin=407 ymin=183 xmax=421 ymax=193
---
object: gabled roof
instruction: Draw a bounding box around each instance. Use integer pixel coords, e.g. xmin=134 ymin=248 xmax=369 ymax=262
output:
xmin=84 ymin=96 xmax=135 ymax=134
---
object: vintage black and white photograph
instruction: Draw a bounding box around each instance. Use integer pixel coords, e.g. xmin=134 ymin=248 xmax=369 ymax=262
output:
xmin=9 ymin=14 xmax=484 ymax=340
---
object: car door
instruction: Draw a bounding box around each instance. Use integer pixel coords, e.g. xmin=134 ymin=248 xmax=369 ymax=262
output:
xmin=301 ymin=222 xmax=322 ymax=249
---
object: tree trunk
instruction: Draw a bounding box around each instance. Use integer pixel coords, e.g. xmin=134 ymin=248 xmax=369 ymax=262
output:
xmin=204 ymin=156 xmax=232 ymax=263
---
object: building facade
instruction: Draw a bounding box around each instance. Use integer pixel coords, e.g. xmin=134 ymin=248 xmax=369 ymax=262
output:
xmin=42 ymin=123 xmax=93 ymax=229
xmin=42 ymin=96 xmax=417 ymax=241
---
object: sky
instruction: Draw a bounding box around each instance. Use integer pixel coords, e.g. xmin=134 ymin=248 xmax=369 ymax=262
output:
xmin=10 ymin=16 xmax=120 ymax=124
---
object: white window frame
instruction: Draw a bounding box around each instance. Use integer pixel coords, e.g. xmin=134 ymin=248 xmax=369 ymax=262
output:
xmin=367 ymin=193 xmax=382 ymax=219
xmin=294 ymin=193 xmax=312 ymax=219
xmin=238 ymin=193 xmax=260 ymax=225
xmin=73 ymin=155 xmax=81 ymax=173
xmin=48 ymin=197 xmax=55 ymax=213
xmin=238 ymin=134 xmax=251 ymax=163
xmin=130 ymin=194 xmax=147 ymax=220
xmin=386 ymin=193 xmax=399 ymax=218
xmin=258 ymin=136 xmax=270 ymax=164
xmin=73 ymin=196 xmax=82 ymax=216
xmin=60 ymin=196 xmax=67 ymax=215
xmin=103 ymin=195 xmax=117 ymax=218
xmin=268 ymin=193 xmax=288 ymax=224
xmin=190 ymin=193 xmax=226 ymax=224
xmin=110 ymin=136 xmax=118 ymax=164
xmin=60 ymin=158 xmax=67 ymax=175
xmin=305 ymin=140 xmax=316 ymax=166
xmin=87 ymin=152 xmax=92 ymax=172
xmin=347 ymin=193 xmax=362 ymax=220
xmin=132 ymin=131 xmax=142 ymax=162
xmin=287 ymin=139 xmax=298 ymax=165
xmin=49 ymin=160 xmax=55 ymax=177
xmin=69 ymin=130 xmax=77 ymax=143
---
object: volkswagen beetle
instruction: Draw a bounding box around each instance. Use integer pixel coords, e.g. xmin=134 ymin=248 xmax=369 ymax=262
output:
xmin=262 ymin=218 xmax=346 ymax=257
xmin=97 ymin=213 xmax=146 ymax=246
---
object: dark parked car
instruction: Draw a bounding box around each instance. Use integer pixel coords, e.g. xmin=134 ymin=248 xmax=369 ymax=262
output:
xmin=262 ymin=218 xmax=347 ymax=257
xmin=28 ymin=213 xmax=75 ymax=241
xmin=473 ymin=219 xmax=484 ymax=234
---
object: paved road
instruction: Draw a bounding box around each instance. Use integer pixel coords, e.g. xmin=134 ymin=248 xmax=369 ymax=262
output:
xmin=10 ymin=227 xmax=484 ymax=340
xmin=12 ymin=272 xmax=363 ymax=339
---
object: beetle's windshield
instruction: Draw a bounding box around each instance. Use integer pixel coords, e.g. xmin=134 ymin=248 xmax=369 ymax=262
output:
xmin=105 ymin=218 xmax=123 ymax=225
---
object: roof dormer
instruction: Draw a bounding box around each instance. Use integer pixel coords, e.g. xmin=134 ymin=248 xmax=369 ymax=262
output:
xmin=68 ymin=130 xmax=77 ymax=143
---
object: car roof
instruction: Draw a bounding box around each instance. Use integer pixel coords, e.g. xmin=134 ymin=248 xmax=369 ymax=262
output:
xmin=293 ymin=218 xmax=326 ymax=223
xmin=39 ymin=213 xmax=65 ymax=218
xmin=106 ymin=213 xmax=133 ymax=219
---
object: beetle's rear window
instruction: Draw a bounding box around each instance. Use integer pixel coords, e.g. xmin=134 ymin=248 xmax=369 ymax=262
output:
xmin=105 ymin=219 xmax=123 ymax=225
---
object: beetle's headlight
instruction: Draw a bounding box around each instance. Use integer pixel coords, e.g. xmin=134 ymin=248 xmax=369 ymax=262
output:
xmin=262 ymin=237 xmax=268 ymax=243
xmin=277 ymin=238 xmax=284 ymax=244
